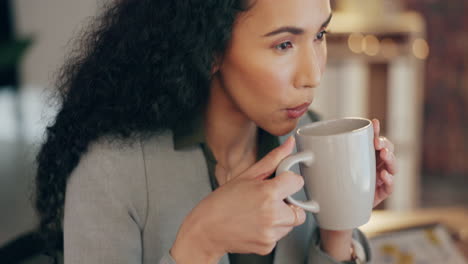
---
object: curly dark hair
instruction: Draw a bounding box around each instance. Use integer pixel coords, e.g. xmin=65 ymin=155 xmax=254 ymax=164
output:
xmin=34 ymin=0 xmax=251 ymax=260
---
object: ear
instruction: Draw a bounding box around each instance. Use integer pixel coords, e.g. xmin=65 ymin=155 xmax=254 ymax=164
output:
xmin=210 ymin=54 xmax=222 ymax=75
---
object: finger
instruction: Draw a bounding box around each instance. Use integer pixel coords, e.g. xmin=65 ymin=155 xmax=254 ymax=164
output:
xmin=376 ymin=157 xmax=386 ymax=171
xmin=375 ymin=137 xmax=384 ymax=151
xmin=372 ymin=119 xmax=380 ymax=138
xmin=278 ymin=203 xmax=306 ymax=227
xmin=244 ymin=136 xmax=295 ymax=180
xmin=379 ymin=136 xmax=395 ymax=153
xmin=380 ymin=170 xmax=394 ymax=196
xmin=373 ymin=170 xmax=393 ymax=207
xmin=380 ymin=148 xmax=397 ymax=175
xmin=267 ymin=171 xmax=304 ymax=200
xmin=262 ymin=226 xmax=293 ymax=247
xmin=373 ymin=120 xmax=383 ymax=150
xmin=275 ymin=226 xmax=294 ymax=240
xmin=290 ymin=205 xmax=306 ymax=226
xmin=376 ymin=176 xmax=384 ymax=187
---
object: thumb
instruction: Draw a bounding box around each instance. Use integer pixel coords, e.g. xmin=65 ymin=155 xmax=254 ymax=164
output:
xmin=242 ymin=136 xmax=295 ymax=180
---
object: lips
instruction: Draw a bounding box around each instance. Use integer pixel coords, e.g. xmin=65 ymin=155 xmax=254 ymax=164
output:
xmin=286 ymin=102 xmax=310 ymax=119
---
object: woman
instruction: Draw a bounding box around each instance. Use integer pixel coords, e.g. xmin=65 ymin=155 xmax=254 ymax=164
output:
xmin=35 ymin=0 xmax=397 ymax=263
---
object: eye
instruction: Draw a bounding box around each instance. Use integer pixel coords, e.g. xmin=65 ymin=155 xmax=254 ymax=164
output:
xmin=315 ymin=30 xmax=328 ymax=41
xmin=274 ymin=41 xmax=294 ymax=51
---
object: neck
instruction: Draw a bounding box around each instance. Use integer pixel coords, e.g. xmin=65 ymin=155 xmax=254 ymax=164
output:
xmin=204 ymin=77 xmax=258 ymax=172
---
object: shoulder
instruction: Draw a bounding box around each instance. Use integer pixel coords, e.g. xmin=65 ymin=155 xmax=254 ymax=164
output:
xmin=67 ymin=135 xmax=147 ymax=207
xmin=66 ymin=132 xmax=174 ymax=227
xmin=75 ymin=131 xmax=173 ymax=176
xmin=74 ymin=136 xmax=145 ymax=179
xmin=69 ymin=131 xmax=176 ymax=192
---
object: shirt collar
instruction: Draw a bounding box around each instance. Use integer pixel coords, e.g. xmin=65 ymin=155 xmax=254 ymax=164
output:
xmin=172 ymin=111 xmax=280 ymax=157
xmin=173 ymin=111 xmax=206 ymax=150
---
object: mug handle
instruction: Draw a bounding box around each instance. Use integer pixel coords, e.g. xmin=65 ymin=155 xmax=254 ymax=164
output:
xmin=276 ymin=151 xmax=320 ymax=213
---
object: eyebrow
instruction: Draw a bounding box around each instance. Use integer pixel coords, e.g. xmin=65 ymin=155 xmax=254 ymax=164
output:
xmin=262 ymin=13 xmax=333 ymax=37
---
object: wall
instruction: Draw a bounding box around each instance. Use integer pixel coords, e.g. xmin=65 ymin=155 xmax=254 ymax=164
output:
xmin=12 ymin=0 xmax=101 ymax=90
xmin=404 ymin=0 xmax=468 ymax=177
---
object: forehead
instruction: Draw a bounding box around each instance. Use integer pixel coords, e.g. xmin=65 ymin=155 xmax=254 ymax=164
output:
xmin=236 ymin=0 xmax=331 ymax=33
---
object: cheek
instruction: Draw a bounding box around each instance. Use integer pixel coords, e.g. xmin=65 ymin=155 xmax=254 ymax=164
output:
xmin=320 ymin=43 xmax=328 ymax=73
xmin=220 ymin=56 xmax=303 ymax=135
xmin=249 ymin=66 xmax=291 ymax=101
xmin=224 ymin=57 xmax=293 ymax=109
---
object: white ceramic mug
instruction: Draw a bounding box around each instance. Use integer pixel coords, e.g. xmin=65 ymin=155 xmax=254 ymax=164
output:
xmin=276 ymin=117 xmax=376 ymax=230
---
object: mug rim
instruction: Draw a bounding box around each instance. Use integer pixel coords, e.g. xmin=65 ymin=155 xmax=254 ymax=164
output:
xmin=296 ymin=117 xmax=372 ymax=137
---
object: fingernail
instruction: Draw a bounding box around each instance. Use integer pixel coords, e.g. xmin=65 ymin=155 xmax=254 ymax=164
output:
xmin=283 ymin=136 xmax=295 ymax=151
xmin=379 ymin=138 xmax=384 ymax=148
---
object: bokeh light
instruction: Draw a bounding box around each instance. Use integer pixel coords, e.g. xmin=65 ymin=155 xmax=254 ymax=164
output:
xmin=362 ymin=35 xmax=380 ymax=56
xmin=348 ymin=33 xmax=364 ymax=54
xmin=412 ymin=38 xmax=430 ymax=59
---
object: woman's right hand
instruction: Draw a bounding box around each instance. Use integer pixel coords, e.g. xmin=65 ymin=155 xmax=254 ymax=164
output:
xmin=170 ymin=137 xmax=306 ymax=264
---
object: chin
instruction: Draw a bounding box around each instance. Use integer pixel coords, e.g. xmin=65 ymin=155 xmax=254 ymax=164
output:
xmin=263 ymin=119 xmax=298 ymax=137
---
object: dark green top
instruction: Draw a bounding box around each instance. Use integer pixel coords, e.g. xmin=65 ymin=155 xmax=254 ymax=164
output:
xmin=173 ymin=112 xmax=279 ymax=264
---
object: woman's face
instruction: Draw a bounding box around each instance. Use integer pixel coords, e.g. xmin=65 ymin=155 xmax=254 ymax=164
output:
xmin=212 ymin=0 xmax=331 ymax=136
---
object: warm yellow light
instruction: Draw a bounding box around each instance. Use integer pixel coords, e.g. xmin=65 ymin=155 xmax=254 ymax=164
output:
xmin=362 ymin=35 xmax=380 ymax=56
xmin=381 ymin=38 xmax=399 ymax=59
xmin=413 ymin=38 xmax=430 ymax=59
xmin=348 ymin=33 xmax=364 ymax=53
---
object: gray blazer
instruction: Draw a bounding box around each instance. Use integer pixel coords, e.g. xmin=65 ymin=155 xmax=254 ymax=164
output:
xmin=64 ymin=123 xmax=370 ymax=263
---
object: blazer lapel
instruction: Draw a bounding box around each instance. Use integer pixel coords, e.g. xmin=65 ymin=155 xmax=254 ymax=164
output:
xmin=142 ymin=133 xmax=231 ymax=264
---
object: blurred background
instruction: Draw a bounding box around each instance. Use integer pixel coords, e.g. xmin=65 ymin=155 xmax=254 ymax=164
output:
xmin=0 ymin=0 xmax=467 ymax=263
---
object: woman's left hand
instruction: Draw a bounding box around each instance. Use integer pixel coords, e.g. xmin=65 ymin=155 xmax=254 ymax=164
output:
xmin=372 ymin=119 xmax=397 ymax=208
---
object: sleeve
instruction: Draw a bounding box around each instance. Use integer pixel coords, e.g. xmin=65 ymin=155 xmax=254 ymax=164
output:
xmin=64 ymin=139 xmax=173 ymax=264
xmin=307 ymin=228 xmax=371 ymax=264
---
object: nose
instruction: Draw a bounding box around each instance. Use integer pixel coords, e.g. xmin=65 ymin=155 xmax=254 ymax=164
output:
xmin=293 ymin=47 xmax=323 ymax=89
